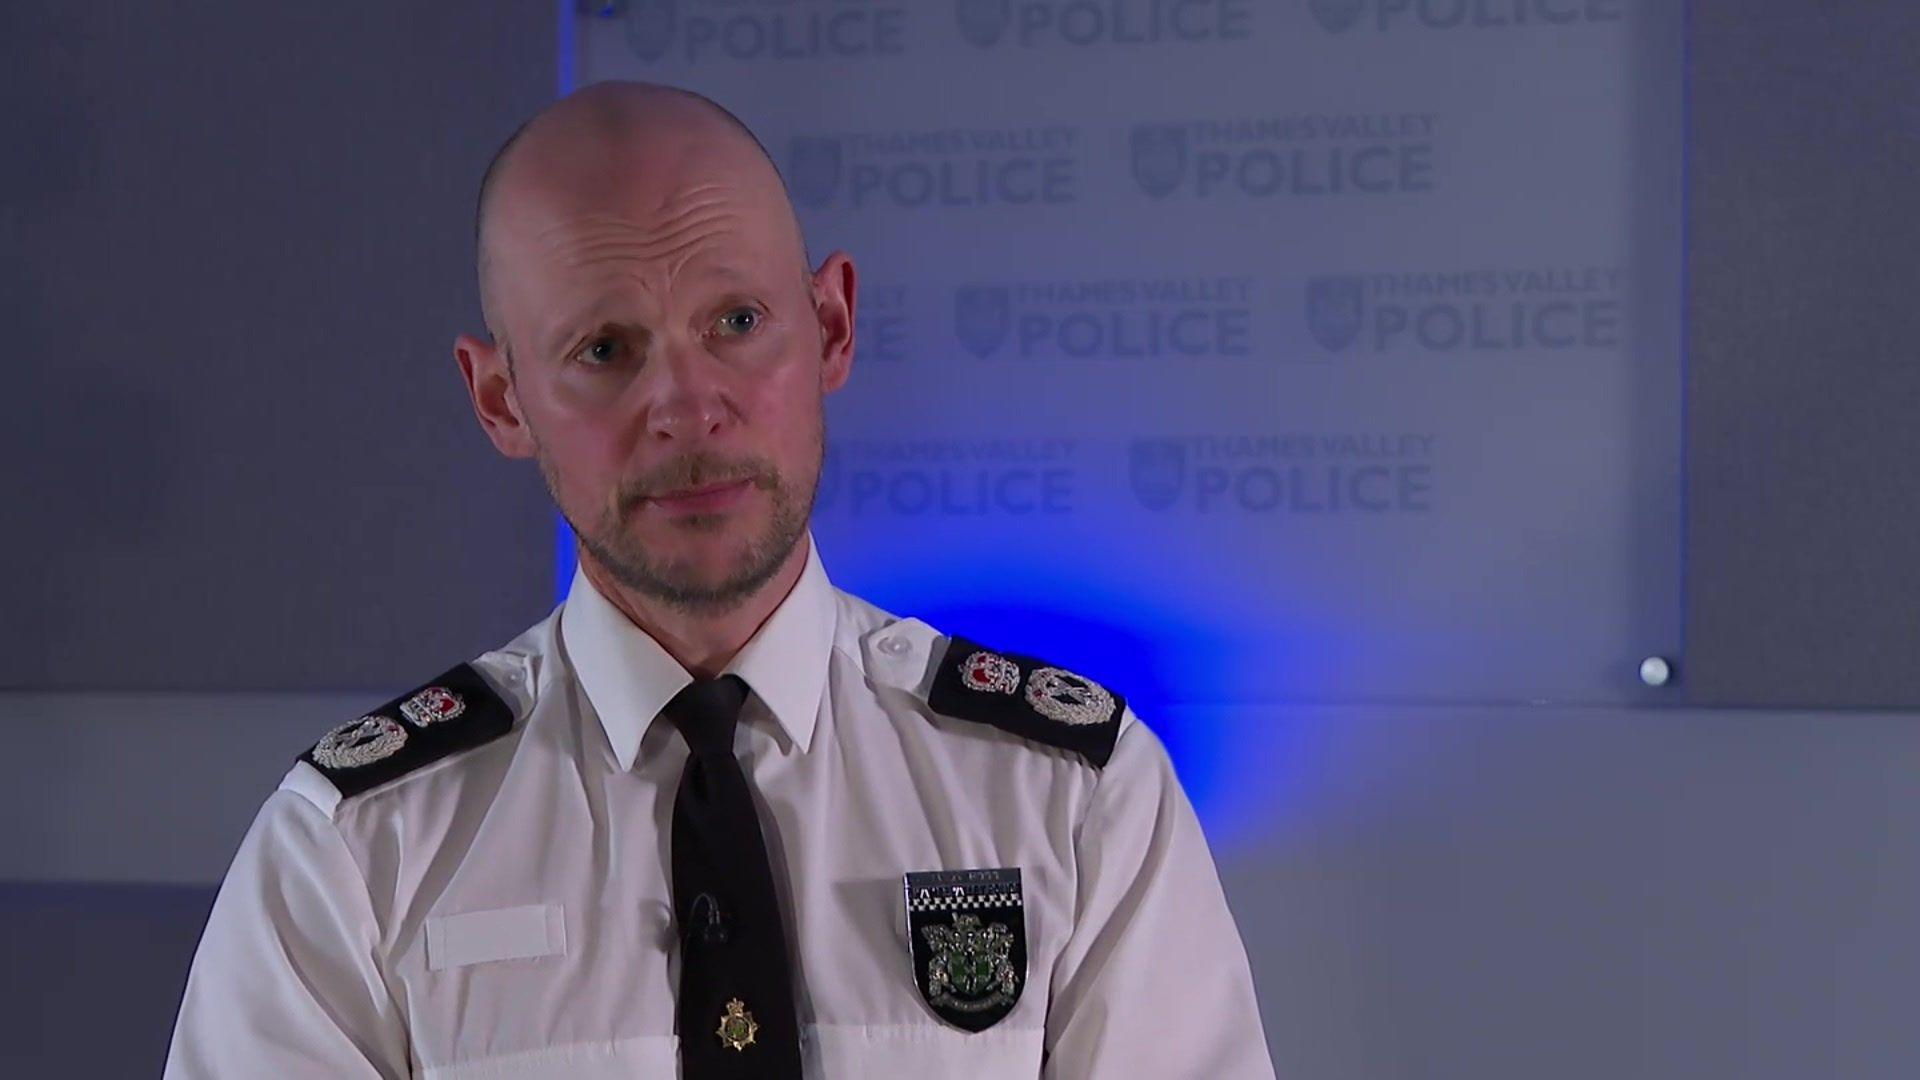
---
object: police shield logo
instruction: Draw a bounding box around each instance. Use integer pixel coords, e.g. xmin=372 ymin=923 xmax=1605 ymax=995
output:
xmin=623 ymin=0 xmax=676 ymax=61
xmin=1306 ymin=276 xmax=1366 ymax=352
xmin=955 ymin=0 xmax=1012 ymax=48
xmin=1129 ymin=125 xmax=1187 ymax=199
xmin=954 ymin=286 xmax=1011 ymax=359
xmin=904 ymin=868 xmax=1025 ymax=1032
xmin=1309 ymin=0 xmax=1367 ymax=33
xmin=1129 ymin=439 xmax=1187 ymax=511
xmin=787 ymin=136 xmax=842 ymax=209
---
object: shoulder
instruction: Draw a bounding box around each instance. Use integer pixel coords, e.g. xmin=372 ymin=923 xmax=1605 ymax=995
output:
xmin=841 ymin=593 xmax=1136 ymax=769
xmin=281 ymin=645 xmax=540 ymax=818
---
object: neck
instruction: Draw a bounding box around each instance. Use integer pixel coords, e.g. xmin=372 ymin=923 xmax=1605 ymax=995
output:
xmin=576 ymin=533 xmax=812 ymax=679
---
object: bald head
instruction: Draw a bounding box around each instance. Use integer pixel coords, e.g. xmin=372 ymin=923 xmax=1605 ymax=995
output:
xmin=473 ymin=81 xmax=808 ymax=361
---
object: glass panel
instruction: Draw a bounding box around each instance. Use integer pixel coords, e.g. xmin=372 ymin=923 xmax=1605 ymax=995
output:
xmin=575 ymin=1 xmax=1683 ymax=708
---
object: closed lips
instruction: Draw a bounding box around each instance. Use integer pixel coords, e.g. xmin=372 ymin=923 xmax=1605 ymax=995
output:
xmin=658 ymin=480 xmax=745 ymax=498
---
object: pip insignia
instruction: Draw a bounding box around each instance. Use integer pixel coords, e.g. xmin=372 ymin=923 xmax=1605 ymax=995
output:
xmin=904 ymin=868 xmax=1026 ymax=1033
xmin=928 ymin=636 xmax=1126 ymax=767
xmin=299 ymin=662 xmax=515 ymax=798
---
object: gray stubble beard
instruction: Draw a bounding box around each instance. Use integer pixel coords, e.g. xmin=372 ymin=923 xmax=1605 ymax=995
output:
xmin=533 ymin=414 xmax=823 ymax=617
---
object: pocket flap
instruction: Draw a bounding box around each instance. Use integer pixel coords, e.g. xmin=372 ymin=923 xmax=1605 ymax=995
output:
xmin=426 ymin=903 xmax=566 ymax=971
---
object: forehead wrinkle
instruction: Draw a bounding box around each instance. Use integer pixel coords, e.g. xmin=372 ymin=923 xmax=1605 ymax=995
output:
xmin=555 ymin=233 xmax=745 ymax=297
xmin=526 ymin=181 xmax=750 ymax=243
xmin=560 ymin=216 xmax=738 ymax=268
xmin=533 ymin=205 xmax=748 ymax=276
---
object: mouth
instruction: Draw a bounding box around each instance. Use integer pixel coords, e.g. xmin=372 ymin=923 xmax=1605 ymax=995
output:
xmin=644 ymin=478 xmax=753 ymax=515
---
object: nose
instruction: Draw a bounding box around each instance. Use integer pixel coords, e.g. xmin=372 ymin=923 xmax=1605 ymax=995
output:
xmin=640 ymin=337 xmax=733 ymax=444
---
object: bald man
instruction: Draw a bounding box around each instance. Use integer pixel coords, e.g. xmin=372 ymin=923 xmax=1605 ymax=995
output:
xmin=165 ymin=81 xmax=1273 ymax=1079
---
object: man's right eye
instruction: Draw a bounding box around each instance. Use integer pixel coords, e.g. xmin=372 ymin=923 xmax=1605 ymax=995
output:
xmin=575 ymin=336 xmax=625 ymax=365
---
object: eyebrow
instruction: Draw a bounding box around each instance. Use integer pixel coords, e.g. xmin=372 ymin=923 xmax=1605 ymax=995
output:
xmin=541 ymin=308 xmax=604 ymax=359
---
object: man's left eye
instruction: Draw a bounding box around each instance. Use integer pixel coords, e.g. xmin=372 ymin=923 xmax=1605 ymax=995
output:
xmin=717 ymin=308 xmax=759 ymax=335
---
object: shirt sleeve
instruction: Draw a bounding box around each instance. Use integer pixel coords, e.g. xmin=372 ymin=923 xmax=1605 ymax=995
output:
xmin=164 ymin=787 xmax=410 ymax=1079
xmin=1042 ymin=712 xmax=1276 ymax=1079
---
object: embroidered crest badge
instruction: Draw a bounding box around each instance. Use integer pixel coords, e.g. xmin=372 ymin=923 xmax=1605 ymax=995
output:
xmin=310 ymin=714 xmax=408 ymax=770
xmin=903 ymin=868 xmax=1026 ymax=1032
xmin=299 ymin=662 xmax=516 ymax=798
xmin=927 ymin=635 xmax=1127 ymax=767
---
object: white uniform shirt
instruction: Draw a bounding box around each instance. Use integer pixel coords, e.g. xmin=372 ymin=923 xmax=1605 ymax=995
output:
xmin=165 ymin=533 xmax=1275 ymax=1078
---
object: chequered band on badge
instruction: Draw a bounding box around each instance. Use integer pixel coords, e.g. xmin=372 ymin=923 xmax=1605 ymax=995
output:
xmin=903 ymin=868 xmax=1026 ymax=1033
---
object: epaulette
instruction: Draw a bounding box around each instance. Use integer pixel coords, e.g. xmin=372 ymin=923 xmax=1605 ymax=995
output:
xmin=925 ymin=635 xmax=1128 ymax=768
xmin=297 ymin=662 xmax=517 ymax=798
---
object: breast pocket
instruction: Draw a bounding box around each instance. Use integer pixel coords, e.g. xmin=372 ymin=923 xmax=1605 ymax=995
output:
xmin=407 ymin=901 xmax=682 ymax=1078
xmin=419 ymin=1037 xmax=680 ymax=1080
xmin=812 ymin=1023 xmax=1044 ymax=1078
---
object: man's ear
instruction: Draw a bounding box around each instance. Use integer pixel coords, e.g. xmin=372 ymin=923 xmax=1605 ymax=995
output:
xmin=811 ymin=251 xmax=857 ymax=394
xmin=453 ymin=333 xmax=536 ymax=459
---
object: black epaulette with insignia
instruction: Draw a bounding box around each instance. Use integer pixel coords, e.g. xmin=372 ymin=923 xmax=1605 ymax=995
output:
xmin=926 ymin=635 xmax=1127 ymax=768
xmin=298 ymin=662 xmax=516 ymax=798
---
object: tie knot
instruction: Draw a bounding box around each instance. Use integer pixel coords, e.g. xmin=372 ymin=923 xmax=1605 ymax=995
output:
xmin=663 ymin=674 xmax=749 ymax=757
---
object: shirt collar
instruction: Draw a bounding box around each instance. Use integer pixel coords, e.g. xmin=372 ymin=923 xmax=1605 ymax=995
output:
xmin=560 ymin=531 xmax=835 ymax=771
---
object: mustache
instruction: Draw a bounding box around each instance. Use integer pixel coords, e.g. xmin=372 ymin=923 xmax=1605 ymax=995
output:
xmin=619 ymin=453 xmax=776 ymax=507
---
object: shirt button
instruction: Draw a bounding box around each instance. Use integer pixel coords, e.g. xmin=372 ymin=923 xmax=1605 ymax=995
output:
xmin=878 ymin=635 xmax=911 ymax=657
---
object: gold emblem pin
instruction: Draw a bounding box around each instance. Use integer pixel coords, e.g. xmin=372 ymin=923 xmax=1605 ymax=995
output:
xmin=716 ymin=998 xmax=758 ymax=1051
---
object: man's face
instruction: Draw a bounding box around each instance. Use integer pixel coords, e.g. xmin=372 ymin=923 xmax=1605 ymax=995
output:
xmin=464 ymin=127 xmax=854 ymax=615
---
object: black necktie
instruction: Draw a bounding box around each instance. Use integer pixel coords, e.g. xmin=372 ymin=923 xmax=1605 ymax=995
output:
xmin=663 ymin=675 xmax=802 ymax=1078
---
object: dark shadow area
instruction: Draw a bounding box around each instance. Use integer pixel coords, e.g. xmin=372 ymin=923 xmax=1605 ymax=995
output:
xmin=1 ymin=881 xmax=216 ymax=1074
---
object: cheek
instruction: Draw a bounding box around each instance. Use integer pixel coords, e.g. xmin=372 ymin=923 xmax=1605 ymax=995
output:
xmin=753 ymin=366 xmax=825 ymax=463
xmin=532 ymin=409 xmax=625 ymax=502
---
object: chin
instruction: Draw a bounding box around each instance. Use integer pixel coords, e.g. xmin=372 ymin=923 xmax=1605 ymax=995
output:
xmin=654 ymin=520 xmax=766 ymax=563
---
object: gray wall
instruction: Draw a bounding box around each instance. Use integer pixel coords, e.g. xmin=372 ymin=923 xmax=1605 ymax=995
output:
xmin=0 ymin=0 xmax=557 ymax=692
xmin=1683 ymin=2 xmax=1920 ymax=708
xmin=1215 ymin=700 xmax=1919 ymax=1079
xmin=0 ymin=0 xmax=556 ymax=1072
